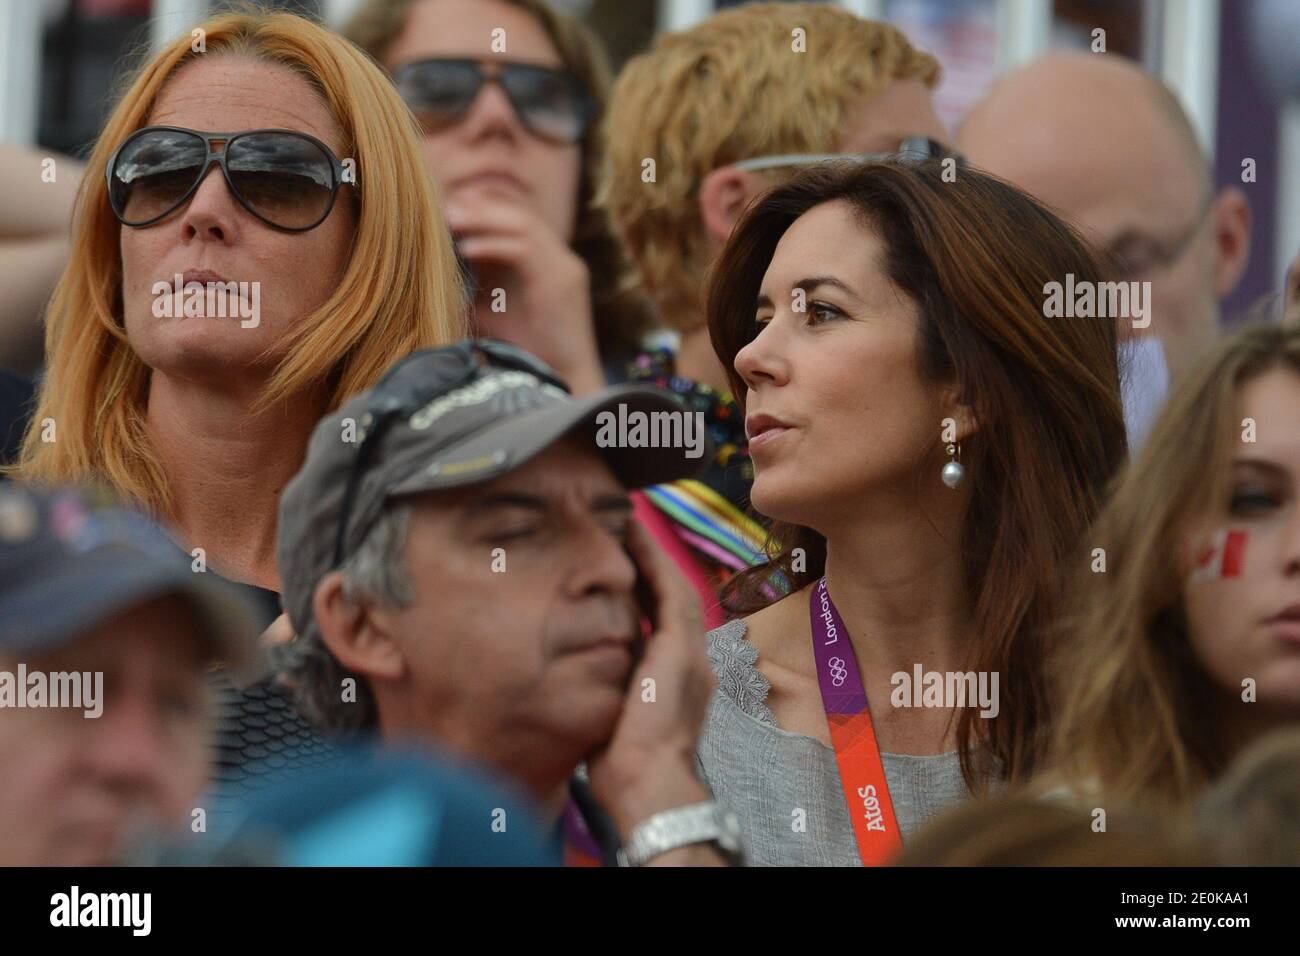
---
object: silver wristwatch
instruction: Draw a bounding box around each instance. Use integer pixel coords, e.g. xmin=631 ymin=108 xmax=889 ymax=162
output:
xmin=616 ymin=800 xmax=745 ymax=867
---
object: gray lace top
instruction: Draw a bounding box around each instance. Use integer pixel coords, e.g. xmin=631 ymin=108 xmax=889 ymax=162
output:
xmin=696 ymin=618 xmax=971 ymax=866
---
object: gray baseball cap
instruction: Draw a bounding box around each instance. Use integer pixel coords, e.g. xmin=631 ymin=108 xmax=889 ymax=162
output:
xmin=0 ymin=483 xmax=261 ymax=676
xmin=277 ymin=340 xmax=709 ymax=639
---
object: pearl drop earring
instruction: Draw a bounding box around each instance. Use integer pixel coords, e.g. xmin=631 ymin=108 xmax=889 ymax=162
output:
xmin=941 ymin=442 xmax=965 ymax=489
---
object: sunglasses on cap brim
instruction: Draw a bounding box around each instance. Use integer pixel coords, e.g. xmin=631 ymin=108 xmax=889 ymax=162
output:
xmin=730 ymin=137 xmax=967 ymax=173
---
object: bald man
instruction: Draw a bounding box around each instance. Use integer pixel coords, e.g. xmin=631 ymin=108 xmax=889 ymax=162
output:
xmin=959 ymin=52 xmax=1251 ymax=382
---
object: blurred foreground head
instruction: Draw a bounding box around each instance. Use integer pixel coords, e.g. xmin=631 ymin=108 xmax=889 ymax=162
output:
xmin=896 ymin=795 xmax=1209 ymax=866
xmin=1195 ymin=727 xmax=1300 ymax=866
xmin=0 ymin=484 xmax=258 ymax=865
xmin=165 ymin=747 xmax=558 ymax=866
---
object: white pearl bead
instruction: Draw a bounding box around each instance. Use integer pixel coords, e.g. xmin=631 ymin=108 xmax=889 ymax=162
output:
xmin=941 ymin=460 xmax=966 ymax=489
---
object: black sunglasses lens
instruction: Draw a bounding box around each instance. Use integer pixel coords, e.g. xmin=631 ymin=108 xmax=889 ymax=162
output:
xmin=395 ymin=61 xmax=482 ymax=132
xmin=226 ymin=133 xmax=336 ymax=230
xmin=501 ymin=65 xmax=587 ymax=143
xmin=110 ymin=129 xmax=207 ymax=225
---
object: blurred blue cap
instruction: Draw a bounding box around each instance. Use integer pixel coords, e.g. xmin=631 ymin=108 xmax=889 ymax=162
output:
xmin=196 ymin=745 xmax=562 ymax=866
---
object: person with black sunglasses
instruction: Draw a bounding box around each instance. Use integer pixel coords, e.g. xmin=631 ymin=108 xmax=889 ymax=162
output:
xmin=265 ymin=340 xmax=743 ymax=866
xmin=346 ymin=0 xmax=652 ymax=396
xmin=11 ymin=10 xmax=465 ymax=599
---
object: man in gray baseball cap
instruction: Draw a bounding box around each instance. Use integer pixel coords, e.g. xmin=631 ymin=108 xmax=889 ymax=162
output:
xmin=274 ymin=339 xmax=743 ymax=865
xmin=0 ymin=483 xmax=260 ymax=865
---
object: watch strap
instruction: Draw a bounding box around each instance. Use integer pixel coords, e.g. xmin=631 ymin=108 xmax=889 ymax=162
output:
xmin=617 ymin=800 xmax=743 ymax=866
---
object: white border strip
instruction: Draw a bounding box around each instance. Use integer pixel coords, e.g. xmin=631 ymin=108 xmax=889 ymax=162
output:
xmin=151 ymin=0 xmax=211 ymax=53
xmin=0 ymin=0 xmax=43 ymax=146
xmin=658 ymin=0 xmax=713 ymax=33
xmin=1161 ymin=0 xmax=1220 ymax=159
xmin=322 ymin=0 xmax=367 ymax=28
xmin=996 ymin=0 xmax=1051 ymax=72
xmin=835 ymin=0 xmax=884 ymax=19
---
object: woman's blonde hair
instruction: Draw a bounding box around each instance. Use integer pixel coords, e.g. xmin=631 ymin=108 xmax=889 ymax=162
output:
xmin=345 ymin=0 xmax=653 ymax=357
xmin=11 ymin=7 xmax=466 ymax=512
xmin=598 ymin=3 xmax=939 ymax=331
xmin=1046 ymin=323 xmax=1300 ymax=808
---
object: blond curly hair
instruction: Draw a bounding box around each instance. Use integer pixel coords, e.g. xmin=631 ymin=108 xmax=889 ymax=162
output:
xmin=597 ymin=3 xmax=939 ymax=331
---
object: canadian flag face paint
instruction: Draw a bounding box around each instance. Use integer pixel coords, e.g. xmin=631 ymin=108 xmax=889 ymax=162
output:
xmin=1188 ymin=528 xmax=1248 ymax=582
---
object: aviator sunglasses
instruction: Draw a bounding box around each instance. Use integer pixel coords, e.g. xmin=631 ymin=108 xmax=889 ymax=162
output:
xmin=106 ymin=126 xmax=355 ymax=232
xmin=392 ymin=57 xmax=595 ymax=145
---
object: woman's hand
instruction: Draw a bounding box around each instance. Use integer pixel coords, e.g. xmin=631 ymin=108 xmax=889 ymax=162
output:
xmin=446 ymin=185 xmax=606 ymax=394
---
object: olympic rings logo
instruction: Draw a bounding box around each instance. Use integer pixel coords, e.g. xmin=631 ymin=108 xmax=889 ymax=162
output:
xmin=828 ymin=657 xmax=848 ymax=687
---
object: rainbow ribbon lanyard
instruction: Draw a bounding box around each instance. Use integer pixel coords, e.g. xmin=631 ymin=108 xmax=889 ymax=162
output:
xmin=809 ymin=576 xmax=903 ymax=865
xmin=642 ymin=480 xmax=767 ymax=570
xmin=643 ymin=479 xmax=791 ymax=599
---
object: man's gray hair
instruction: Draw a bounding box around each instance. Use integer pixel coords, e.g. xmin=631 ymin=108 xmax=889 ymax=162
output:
xmin=275 ymin=501 xmax=414 ymax=734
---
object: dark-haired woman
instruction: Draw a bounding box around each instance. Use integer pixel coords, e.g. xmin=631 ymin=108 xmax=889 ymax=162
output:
xmin=695 ymin=161 xmax=1129 ymax=865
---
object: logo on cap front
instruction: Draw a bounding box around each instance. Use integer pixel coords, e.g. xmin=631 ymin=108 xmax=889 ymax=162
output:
xmin=408 ymin=371 xmax=566 ymax=431
xmin=427 ymin=449 xmax=510 ymax=478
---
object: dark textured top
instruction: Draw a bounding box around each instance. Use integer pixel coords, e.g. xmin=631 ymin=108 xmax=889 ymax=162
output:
xmin=208 ymin=676 xmax=347 ymax=831
xmin=204 ymin=577 xmax=337 ymax=777
xmin=202 ymin=578 xmax=344 ymax=816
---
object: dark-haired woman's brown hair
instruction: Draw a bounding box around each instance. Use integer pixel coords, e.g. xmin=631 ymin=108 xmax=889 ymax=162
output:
xmin=706 ymin=160 xmax=1129 ymax=786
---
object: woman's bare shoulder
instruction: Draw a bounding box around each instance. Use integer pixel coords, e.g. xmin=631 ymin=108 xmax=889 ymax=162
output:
xmin=739 ymin=586 xmax=812 ymax=671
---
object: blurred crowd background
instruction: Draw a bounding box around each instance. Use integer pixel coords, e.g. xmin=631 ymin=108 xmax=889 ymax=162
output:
xmin=0 ymin=0 xmax=1297 ymax=872
xmin=1 ymin=0 xmax=1298 ymax=380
